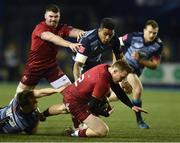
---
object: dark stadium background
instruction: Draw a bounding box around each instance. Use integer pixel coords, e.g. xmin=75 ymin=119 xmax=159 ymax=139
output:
xmin=0 ymin=0 xmax=180 ymax=82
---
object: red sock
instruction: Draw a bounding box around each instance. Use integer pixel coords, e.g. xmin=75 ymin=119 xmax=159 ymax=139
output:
xmin=72 ymin=117 xmax=80 ymax=128
xmin=78 ymin=129 xmax=87 ymax=137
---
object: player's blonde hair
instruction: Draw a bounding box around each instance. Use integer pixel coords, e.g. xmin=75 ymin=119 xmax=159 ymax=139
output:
xmin=112 ymin=59 xmax=132 ymax=73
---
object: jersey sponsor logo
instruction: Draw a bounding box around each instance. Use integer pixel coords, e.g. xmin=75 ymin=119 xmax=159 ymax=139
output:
xmin=78 ymin=46 xmax=85 ymax=53
xmin=122 ymin=34 xmax=128 ymax=41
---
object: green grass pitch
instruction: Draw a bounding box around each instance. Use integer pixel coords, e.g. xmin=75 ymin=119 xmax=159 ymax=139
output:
xmin=0 ymin=83 xmax=180 ymax=142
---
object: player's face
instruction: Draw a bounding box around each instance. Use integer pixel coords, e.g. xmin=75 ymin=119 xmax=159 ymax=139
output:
xmin=112 ymin=69 xmax=128 ymax=83
xmin=44 ymin=11 xmax=60 ymax=28
xmin=98 ymin=28 xmax=114 ymax=44
xmin=144 ymin=25 xmax=158 ymax=43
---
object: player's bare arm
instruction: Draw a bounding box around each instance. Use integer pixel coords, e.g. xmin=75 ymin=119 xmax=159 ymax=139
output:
xmin=73 ymin=61 xmax=84 ymax=80
xmin=139 ymin=58 xmax=160 ymax=69
xmin=131 ymin=51 xmax=160 ymax=69
xmin=68 ymin=28 xmax=85 ymax=41
xmin=33 ymin=86 xmax=66 ymax=98
xmin=40 ymin=31 xmax=82 ymax=52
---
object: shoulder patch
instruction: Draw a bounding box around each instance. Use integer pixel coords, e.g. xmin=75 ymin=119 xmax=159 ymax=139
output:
xmin=78 ymin=45 xmax=86 ymax=53
xmin=122 ymin=34 xmax=128 ymax=41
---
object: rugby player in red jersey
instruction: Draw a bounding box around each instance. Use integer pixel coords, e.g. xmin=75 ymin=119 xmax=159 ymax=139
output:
xmin=15 ymin=4 xmax=85 ymax=95
xmin=62 ymin=60 xmax=148 ymax=137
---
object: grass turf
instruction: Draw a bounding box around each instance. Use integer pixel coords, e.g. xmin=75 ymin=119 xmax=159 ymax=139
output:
xmin=0 ymin=83 xmax=180 ymax=142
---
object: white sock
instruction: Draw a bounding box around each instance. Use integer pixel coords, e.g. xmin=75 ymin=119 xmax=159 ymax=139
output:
xmin=71 ymin=130 xmax=79 ymax=137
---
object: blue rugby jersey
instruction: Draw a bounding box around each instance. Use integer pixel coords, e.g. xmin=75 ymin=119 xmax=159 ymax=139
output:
xmin=0 ymin=98 xmax=39 ymax=133
xmin=74 ymin=29 xmax=121 ymax=72
xmin=120 ymin=32 xmax=163 ymax=76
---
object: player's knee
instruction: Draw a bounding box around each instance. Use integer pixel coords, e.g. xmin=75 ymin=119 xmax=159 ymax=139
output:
xmin=96 ymin=125 xmax=109 ymax=137
xmin=100 ymin=126 xmax=109 ymax=137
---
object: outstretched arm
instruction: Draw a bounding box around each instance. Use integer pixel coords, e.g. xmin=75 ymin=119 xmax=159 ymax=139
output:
xmin=68 ymin=28 xmax=85 ymax=41
xmin=41 ymin=31 xmax=81 ymax=52
xmin=110 ymin=82 xmax=148 ymax=113
xmin=33 ymin=85 xmax=67 ymax=98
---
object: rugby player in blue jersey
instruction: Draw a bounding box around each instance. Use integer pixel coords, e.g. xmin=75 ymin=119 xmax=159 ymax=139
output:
xmin=0 ymin=87 xmax=65 ymax=134
xmin=110 ymin=20 xmax=163 ymax=129
xmin=73 ymin=18 xmax=122 ymax=80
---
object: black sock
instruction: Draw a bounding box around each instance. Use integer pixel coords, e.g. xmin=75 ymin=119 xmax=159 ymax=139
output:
xmin=43 ymin=108 xmax=50 ymax=117
xmin=132 ymin=99 xmax=142 ymax=122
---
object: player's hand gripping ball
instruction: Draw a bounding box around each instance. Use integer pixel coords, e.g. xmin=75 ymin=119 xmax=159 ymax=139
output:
xmin=99 ymin=99 xmax=112 ymax=115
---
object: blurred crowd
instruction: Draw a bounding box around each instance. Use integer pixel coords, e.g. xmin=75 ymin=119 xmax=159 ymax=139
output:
xmin=0 ymin=0 xmax=180 ymax=82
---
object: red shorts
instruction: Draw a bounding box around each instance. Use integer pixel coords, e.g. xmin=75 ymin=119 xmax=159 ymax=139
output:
xmin=63 ymin=91 xmax=90 ymax=122
xmin=21 ymin=65 xmax=64 ymax=86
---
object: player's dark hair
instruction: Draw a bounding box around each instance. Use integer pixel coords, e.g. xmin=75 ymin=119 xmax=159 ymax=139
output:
xmin=100 ymin=18 xmax=116 ymax=30
xmin=145 ymin=20 xmax=159 ymax=29
xmin=45 ymin=4 xmax=60 ymax=13
xmin=17 ymin=90 xmax=34 ymax=107
xmin=112 ymin=59 xmax=132 ymax=73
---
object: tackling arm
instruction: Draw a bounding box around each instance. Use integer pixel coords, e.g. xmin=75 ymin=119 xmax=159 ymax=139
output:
xmin=40 ymin=31 xmax=81 ymax=52
xmin=110 ymin=82 xmax=133 ymax=108
xmin=68 ymin=28 xmax=85 ymax=41
xmin=110 ymin=82 xmax=148 ymax=113
xmin=33 ymin=86 xmax=67 ymax=98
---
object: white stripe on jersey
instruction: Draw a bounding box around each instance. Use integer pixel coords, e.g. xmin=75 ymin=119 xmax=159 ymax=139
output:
xmin=119 ymin=37 xmax=125 ymax=46
xmin=50 ymin=75 xmax=71 ymax=89
xmin=74 ymin=53 xmax=88 ymax=64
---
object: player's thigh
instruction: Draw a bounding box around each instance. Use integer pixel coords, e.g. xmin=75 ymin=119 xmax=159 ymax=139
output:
xmin=84 ymin=114 xmax=109 ymax=136
xmin=127 ymin=73 xmax=143 ymax=92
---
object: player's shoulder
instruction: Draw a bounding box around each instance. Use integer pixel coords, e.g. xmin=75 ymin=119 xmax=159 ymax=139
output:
xmin=111 ymin=34 xmax=119 ymax=42
xmin=96 ymin=64 xmax=109 ymax=74
xmin=109 ymin=34 xmax=120 ymax=47
xmin=131 ymin=32 xmax=143 ymax=37
xmin=57 ymin=23 xmax=72 ymax=29
xmin=81 ymin=29 xmax=97 ymax=40
xmin=97 ymin=64 xmax=111 ymax=81
xmin=121 ymin=32 xmax=143 ymax=41
xmin=78 ymin=29 xmax=97 ymax=45
xmin=36 ymin=21 xmax=46 ymax=28
xmin=34 ymin=21 xmax=48 ymax=31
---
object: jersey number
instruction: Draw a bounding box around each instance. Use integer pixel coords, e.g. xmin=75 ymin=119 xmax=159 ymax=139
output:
xmin=75 ymin=74 xmax=85 ymax=87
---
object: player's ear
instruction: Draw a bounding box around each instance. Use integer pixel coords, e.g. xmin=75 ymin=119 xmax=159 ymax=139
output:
xmin=44 ymin=12 xmax=47 ymax=19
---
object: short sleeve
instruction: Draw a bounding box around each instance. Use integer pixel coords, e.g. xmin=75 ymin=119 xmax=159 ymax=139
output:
xmin=58 ymin=24 xmax=73 ymax=37
xmin=33 ymin=24 xmax=49 ymax=38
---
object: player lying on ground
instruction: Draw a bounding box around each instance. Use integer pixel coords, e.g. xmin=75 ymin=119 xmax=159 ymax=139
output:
xmin=0 ymin=86 xmax=66 ymax=134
